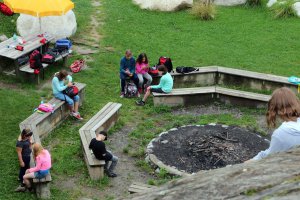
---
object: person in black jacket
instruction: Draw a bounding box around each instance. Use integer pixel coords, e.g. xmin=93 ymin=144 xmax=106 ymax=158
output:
xmin=89 ymin=131 xmax=118 ymax=177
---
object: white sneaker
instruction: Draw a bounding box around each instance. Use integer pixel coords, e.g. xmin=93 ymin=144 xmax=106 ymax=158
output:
xmin=137 ymin=93 xmax=141 ymax=98
xmin=72 ymin=112 xmax=83 ymax=120
xmin=120 ymin=92 xmax=124 ymax=98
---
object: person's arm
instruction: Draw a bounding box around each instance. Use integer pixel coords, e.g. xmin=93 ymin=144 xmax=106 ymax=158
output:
xmin=130 ymin=59 xmax=136 ymax=74
xmin=120 ymin=58 xmax=127 ymax=74
xmin=28 ymin=156 xmax=42 ymax=173
xmin=252 ymin=133 xmax=283 ymax=160
xmin=66 ymin=75 xmax=72 ymax=83
xmin=16 ymin=146 xmax=24 ymax=167
xmin=151 ymin=75 xmax=165 ymax=89
xmin=135 ymin=63 xmax=142 ymax=74
xmin=53 ymin=77 xmax=67 ymax=92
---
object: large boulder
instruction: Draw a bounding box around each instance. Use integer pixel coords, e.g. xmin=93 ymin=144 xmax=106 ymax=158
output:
xmin=17 ymin=10 xmax=77 ymax=41
xmin=122 ymin=146 xmax=300 ymax=200
xmin=214 ymin=0 xmax=247 ymax=6
xmin=132 ymin=0 xmax=193 ymax=11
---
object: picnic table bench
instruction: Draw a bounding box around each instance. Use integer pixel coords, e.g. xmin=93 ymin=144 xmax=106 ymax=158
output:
xmin=153 ymin=86 xmax=271 ymax=108
xmin=79 ymin=102 xmax=122 ymax=180
xmin=19 ymin=82 xmax=86 ymax=139
xmin=128 ymin=182 xmax=157 ymax=194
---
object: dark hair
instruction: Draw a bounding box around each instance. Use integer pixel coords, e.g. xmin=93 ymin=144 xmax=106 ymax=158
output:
xmin=136 ymin=53 xmax=148 ymax=65
xmin=158 ymin=65 xmax=167 ymax=75
xmin=267 ymin=87 xmax=300 ymax=128
xmin=21 ymin=128 xmax=33 ymax=139
xmin=57 ymin=70 xmax=68 ymax=80
xmin=99 ymin=131 xmax=108 ymax=140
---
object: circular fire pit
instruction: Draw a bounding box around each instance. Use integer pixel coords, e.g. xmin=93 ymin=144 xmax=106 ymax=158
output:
xmin=146 ymin=124 xmax=269 ymax=175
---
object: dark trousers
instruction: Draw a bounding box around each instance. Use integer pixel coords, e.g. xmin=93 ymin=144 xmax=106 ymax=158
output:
xmin=120 ymin=73 xmax=139 ymax=93
xmin=19 ymin=156 xmax=30 ymax=184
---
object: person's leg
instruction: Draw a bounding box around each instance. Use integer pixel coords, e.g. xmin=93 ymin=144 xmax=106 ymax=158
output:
xmin=55 ymin=93 xmax=74 ymax=112
xmin=73 ymin=95 xmax=80 ymax=113
xmin=142 ymin=87 xmax=152 ymax=102
xmin=132 ymin=74 xmax=140 ymax=91
xmin=120 ymin=73 xmax=126 ymax=95
xmin=143 ymin=73 xmax=152 ymax=86
xmin=108 ymin=154 xmax=118 ymax=173
xmin=137 ymin=73 xmax=144 ymax=94
xmin=23 ymin=172 xmax=35 ymax=189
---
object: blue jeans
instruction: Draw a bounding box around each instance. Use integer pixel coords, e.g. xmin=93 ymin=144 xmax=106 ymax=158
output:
xmin=34 ymin=169 xmax=50 ymax=179
xmin=54 ymin=92 xmax=79 ymax=106
xmin=105 ymin=151 xmax=118 ymax=172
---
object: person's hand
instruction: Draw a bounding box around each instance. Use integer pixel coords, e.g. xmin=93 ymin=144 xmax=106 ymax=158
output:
xmin=67 ymin=82 xmax=73 ymax=87
xmin=25 ymin=169 xmax=30 ymax=174
xmin=19 ymin=161 xmax=25 ymax=167
xmin=129 ymin=73 xmax=133 ymax=77
xmin=125 ymin=69 xmax=130 ymax=75
xmin=147 ymin=86 xmax=151 ymax=90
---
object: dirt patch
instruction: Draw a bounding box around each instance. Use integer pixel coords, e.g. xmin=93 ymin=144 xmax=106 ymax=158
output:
xmin=151 ymin=125 xmax=269 ymax=173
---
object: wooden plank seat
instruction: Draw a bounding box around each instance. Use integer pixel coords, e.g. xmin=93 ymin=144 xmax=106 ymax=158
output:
xmin=19 ymin=82 xmax=86 ymax=139
xmin=153 ymin=86 xmax=271 ymax=108
xmin=79 ymin=102 xmax=122 ymax=180
xmin=18 ymin=51 xmax=69 ymax=84
xmin=128 ymin=182 xmax=157 ymax=194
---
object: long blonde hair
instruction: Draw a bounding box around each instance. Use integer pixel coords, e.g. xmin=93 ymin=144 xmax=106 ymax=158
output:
xmin=267 ymin=87 xmax=300 ymax=128
xmin=33 ymin=143 xmax=44 ymax=158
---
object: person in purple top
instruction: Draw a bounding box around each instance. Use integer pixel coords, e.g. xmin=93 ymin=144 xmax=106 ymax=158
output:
xmin=119 ymin=49 xmax=139 ymax=98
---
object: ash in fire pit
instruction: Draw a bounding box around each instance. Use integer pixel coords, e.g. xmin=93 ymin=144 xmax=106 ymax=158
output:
xmin=147 ymin=124 xmax=269 ymax=174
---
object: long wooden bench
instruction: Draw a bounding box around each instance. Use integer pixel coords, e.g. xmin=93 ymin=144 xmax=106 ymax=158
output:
xmin=79 ymin=102 xmax=122 ymax=180
xmin=128 ymin=182 xmax=157 ymax=194
xmin=19 ymin=51 xmax=69 ymax=84
xmin=19 ymin=82 xmax=86 ymax=139
xmin=153 ymin=86 xmax=271 ymax=108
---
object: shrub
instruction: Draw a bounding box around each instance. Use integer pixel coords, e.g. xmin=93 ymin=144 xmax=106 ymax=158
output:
xmin=191 ymin=0 xmax=216 ymax=20
xmin=245 ymin=0 xmax=263 ymax=6
xmin=271 ymin=0 xmax=297 ymax=18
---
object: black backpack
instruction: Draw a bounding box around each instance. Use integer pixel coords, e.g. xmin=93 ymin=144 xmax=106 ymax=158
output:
xmin=29 ymin=50 xmax=43 ymax=69
xmin=176 ymin=66 xmax=199 ymax=74
xmin=157 ymin=56 xmax=173 ymax=73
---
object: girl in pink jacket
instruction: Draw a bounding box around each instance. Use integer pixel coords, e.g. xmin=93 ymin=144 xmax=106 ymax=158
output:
xmin=22 ymin=143 xmax=51 ymax=191
xmin=135 ymin=53 xmax=152 ymax=94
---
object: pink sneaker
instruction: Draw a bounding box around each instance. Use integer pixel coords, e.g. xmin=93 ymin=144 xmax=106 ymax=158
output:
xmin=72 ymin=112 xmax=83 ymax=120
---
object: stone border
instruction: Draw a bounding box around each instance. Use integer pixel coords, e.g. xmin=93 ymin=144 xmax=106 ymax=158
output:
xmin=146 ymin=124 xmax=270 ymax=177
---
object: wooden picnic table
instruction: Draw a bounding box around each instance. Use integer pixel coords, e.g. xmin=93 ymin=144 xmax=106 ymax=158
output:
xmin=0 ymin=33 xmax=54 ymax=77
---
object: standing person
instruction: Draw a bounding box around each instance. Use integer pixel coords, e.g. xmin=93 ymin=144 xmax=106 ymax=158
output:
xmin=120 ymin=49 xmax=139 ymax=98
xmin=136 ymin=65 xmax=173 ymax=106
xmin=22 ymin=143 xmax=51 ymax=191
xmin=89 ymin=131 xmax=118 ymax=177
xmin=52 ymin=70 xmax=83 ymax=120
xmin=249 ymin=87 xmax=300 ymax=161
xmin=135 ymin=53 xmax=152 ymax=94
xmin=15 ymin=129 xmax=33 ymax=192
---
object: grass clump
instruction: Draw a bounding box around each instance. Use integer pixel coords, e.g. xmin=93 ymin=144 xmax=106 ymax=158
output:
xmin=271 ymin=0 xmax=297 ymax=18
xmin=245 ymin=0 xmax=263 ymax=7
xmin=191 ymin=0 xmax=216 ymax=20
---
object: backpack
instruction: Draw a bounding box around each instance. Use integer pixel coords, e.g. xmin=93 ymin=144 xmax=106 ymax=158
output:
xmin=29 ymin=50 xmax=43 ymax=69
xmin=124 ymin=82 xmax=138 ymax=98
xmin=148 ymin=65 xmax=159 ymax=76
xmin=55 ymin=39 xmax=72 ymax=53
xmin=176 ymin=66 xmax=199 ymax=74
xmin=41 ymin=52 xmax=55 ymax=64
xmin=158 ymin=56 xmax=173 ymax=73
xmin=38 ymin=103 xmax=54 ymax=113
xmin=0 ymin=2 xmax=14 ymax=16
xmin=63 ymin=85 xmax=79 ymax=98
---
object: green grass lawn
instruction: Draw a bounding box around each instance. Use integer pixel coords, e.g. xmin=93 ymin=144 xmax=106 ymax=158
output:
xmin=0 ymin=0 xmax=299 ymax=199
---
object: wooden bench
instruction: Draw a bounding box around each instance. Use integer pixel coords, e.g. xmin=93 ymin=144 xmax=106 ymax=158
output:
xmin=153 ymin=86 xmax=271 ymax=108
xmin=19 ymin=51 xmax=69 ymax=84
xmin=128 ymin=182 xmax=157 ymax=194
xmin=79 ymin=102 xmax=122 ymax=180
xmin=19 ymin=82 xmax=86 ymax=139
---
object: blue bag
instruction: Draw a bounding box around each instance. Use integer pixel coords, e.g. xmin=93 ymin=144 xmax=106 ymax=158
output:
xmin=55 ymin=39 xmax=72 ymax=50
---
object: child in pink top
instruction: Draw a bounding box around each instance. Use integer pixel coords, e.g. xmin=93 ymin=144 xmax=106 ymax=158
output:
xmin=135 ymin=53 xmax=152 ymax=94
xmin=22 ymin=143 xmax=51 ymax=191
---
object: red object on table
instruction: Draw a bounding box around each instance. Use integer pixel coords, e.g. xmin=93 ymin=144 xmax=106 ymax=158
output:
xmin=0 ymin=2 xmax=14 ymax=16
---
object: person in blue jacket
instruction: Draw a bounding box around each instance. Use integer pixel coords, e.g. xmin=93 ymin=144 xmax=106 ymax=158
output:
xmin=119 ymin=50 xmax=139 ymax=98
xmin=136 ymin=65 xmax=173 ymax=106
xmin=248 ymin=87 xmax=300 ymax=161
xmin=52 ymin=70 xmax=83 ymax=120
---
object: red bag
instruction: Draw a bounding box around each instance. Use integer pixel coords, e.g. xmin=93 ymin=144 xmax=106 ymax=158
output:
xmin=70 ymin=59 xmax=85 ymax=73
xmin=0 ymin=3 xmax=14 ymax=16
xmin=15 ymin=45 xmax=24 ymax=51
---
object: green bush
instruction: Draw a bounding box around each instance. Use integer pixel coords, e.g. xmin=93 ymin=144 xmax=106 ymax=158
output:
xmin=245 ymin=0 xmax=263 ymax=6
xmin=191 ymin=0 xmax=216 ymax=20
xmin=271 ymin=0 xmax=297 ymax=18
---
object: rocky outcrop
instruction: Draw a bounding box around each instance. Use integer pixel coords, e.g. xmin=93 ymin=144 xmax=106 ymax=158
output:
xmin=214 ymin=0 xmax=247 ymax=6
xmin=17 ymin=10 xmax=77 ymax=41
xmin=132 ymin=0 xmax=193 ymax=12
xmin=123 ymin=146 xmax=300 ymax=200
